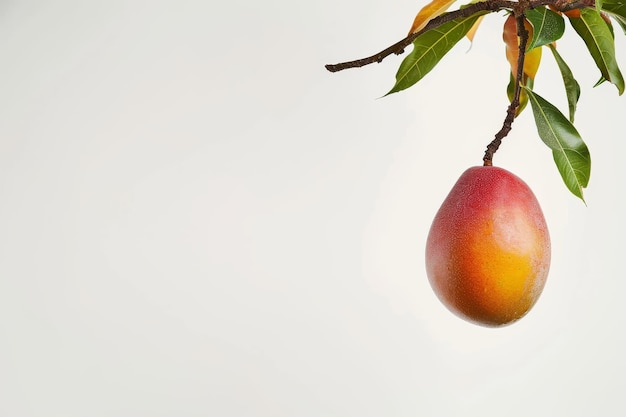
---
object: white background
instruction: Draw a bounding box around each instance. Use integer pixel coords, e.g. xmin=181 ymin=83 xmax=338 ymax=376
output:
xmin=1 ymin=1 xmax=625 ymax=416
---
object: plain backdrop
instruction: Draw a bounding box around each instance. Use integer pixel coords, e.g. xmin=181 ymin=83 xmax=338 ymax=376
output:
xmin=1 ymin=1 xmax=625 ymax=416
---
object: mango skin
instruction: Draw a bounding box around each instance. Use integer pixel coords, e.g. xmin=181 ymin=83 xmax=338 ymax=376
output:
xmin=426 ymin=166 xmax=551 ymax=327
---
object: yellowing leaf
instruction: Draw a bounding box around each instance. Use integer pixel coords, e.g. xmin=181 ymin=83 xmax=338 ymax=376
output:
xmin=503 ymin=14 xmax=543 ymax=117
xmin=466 ymin=15 xmax=485 ymax=42
xmin=503 ymin=14 xmax=542 ymax=80
xmin=524 ymin=46 xmax=543 ymax=79
xmin=408 ymin=0 xmax=459 ymax=34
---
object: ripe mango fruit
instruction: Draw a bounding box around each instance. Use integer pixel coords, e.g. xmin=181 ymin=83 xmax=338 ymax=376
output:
xmin=425 ymin=166 xmax=551 ymax=327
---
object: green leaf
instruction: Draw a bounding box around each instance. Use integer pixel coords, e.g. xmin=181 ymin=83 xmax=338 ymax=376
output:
xmin=602 ymin=0 xmax=626 ymax=17
xmin=613 ymin=16 xmax=626 ymax=35
xmin=507 ymin=74 xmax=532 ymax=116
xmin=547 ymin=44 xmax=581 ymax=123
xmin=569 ymin=8 xmax=625 ymax=94
xmin=524 ymin=87 xmax=591 ymax=201
xmin=525 ymin=7 xmax=565 ymax=50
xmin=606 ymin=13 xmax=616 ymax=38
xmin=601 ymin=0 xmax=626 ymax=35
xmin=387 ymin=12 xmax=485 ymax=95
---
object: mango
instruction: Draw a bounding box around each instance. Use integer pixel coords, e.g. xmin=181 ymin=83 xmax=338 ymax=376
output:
xmin=425 ymin=166 xmax=551 ymax=327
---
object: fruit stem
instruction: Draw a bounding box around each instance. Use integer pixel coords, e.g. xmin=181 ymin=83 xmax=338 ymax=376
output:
xmin=483 ymin=12 xmax=529 ymax=167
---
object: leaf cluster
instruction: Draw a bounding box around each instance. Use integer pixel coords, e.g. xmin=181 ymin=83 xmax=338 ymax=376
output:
xmin=386 ymin=1 xmax=626 ymax=200
xmin=327 ymin=0 xmax=626 ymax=201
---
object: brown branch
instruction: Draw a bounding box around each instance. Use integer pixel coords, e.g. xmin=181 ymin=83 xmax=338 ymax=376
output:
xmin=325 ymin=0 xmax=512 ymax=73
xmin=325 ymin=0 xmax=591 ymax=73
xmin=483 ymin=12 xmax=530 ymax=166
xmin=326 ymin=0 xmax=509 ymax=72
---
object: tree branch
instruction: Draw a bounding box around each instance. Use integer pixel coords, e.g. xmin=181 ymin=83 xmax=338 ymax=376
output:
xmin=326 ymin=0 xmax=509 ymax=72
xmin=325 ymin=0 xmax=591 ymax=73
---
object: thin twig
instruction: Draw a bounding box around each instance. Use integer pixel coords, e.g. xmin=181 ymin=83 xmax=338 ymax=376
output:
xmin=326 ymin=0 xmax=507 ymax=72
xmin=483 ymin=12 xmax=529 ymax=166
xmin=325 ymin=0 xmax=591 ymax=73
